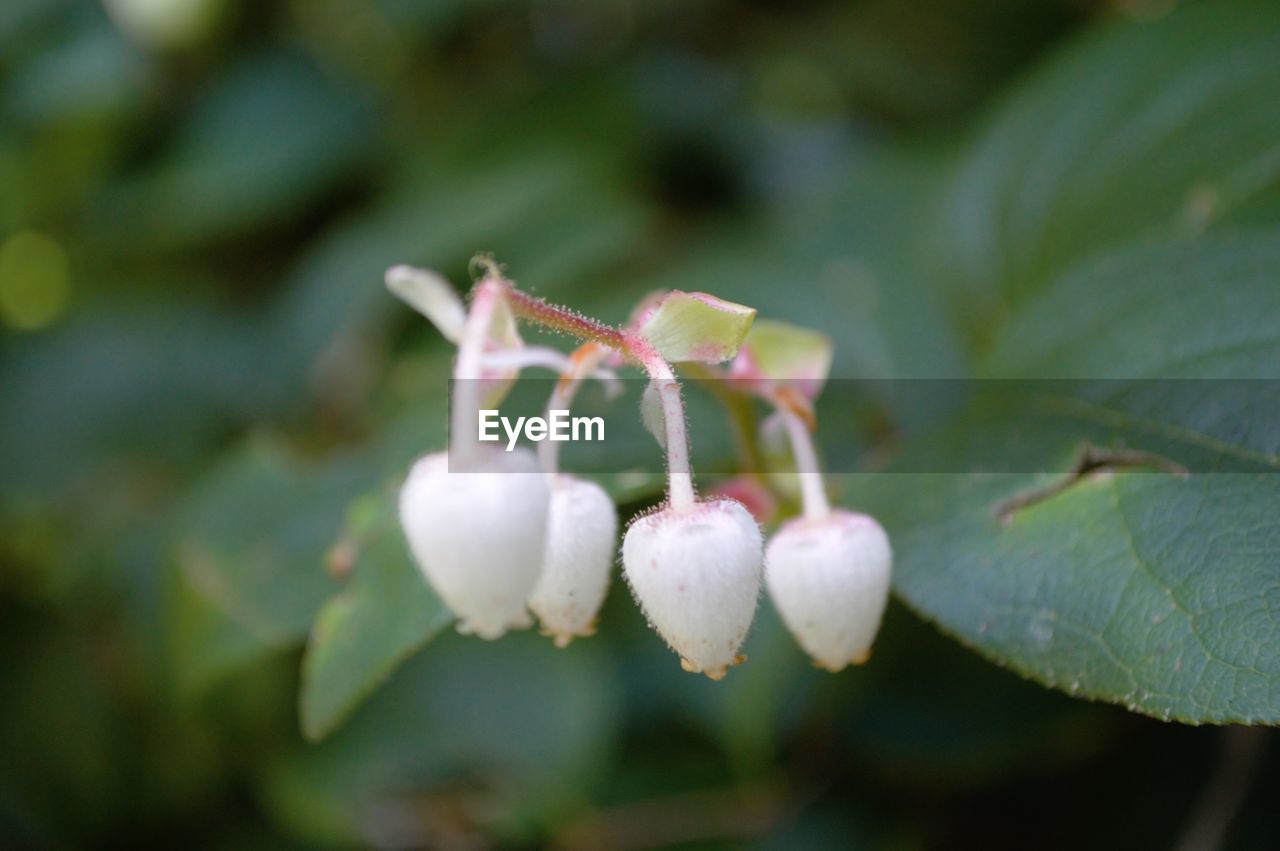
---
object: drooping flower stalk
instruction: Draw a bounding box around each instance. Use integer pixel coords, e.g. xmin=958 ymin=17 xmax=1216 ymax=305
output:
xmin=497 ymin=281 xmax=697 ymax=513
xmin=494 ymin=280 xmax=760 ymax=674
xmin=630 ymin=341 xmax=696 ymax=512
xmin=777 ymin=403 xmax=830 ymax=522
xmin=764 ymin=396 xmax=892 ymax=672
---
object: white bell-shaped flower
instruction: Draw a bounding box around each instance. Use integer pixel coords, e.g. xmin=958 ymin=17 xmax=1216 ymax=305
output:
xmin=529 ymin=475 xmax=618 ymax=647
xmin=399 ymin=447 xmax=550 ymax=639
xmin=622 ymin=498 xmax=763 ymax=679
xmin=765 ymin=510 xmax=892 ymax=671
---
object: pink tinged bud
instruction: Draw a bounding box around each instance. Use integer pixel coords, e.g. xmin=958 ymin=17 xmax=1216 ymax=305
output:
xmin=765 ymin=511 xmax=892 ymax=672
xmin=729 ymin=319 xmax=834 ymax=399
xmin=529 ymin=475 xmax=618 ymax=648
xmin=708 ymin=476 xmax=777 ymax=525
xmin=398 ymin=449 xmax=550 ymax=639
xmin=622 ymin=499 xmax=764 ymax=680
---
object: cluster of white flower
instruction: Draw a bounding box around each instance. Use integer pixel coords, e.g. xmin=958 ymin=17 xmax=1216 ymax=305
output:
xmin=387 ymin=263 xmax=892 ymax=679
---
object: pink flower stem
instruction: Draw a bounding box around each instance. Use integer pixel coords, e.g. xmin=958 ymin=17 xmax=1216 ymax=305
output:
xmin=499 ymin=286 xmax=629 ymax=351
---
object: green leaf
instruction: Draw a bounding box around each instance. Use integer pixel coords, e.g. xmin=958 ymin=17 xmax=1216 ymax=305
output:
xmin=940 ymin=2 xmax=1280 ymax=315
xmin=777 ymin=149 xmax=969 ymax=389
xmin=637 ymin=291 xmax=756 ymax=364
xmin=983 ymin=231 xmax=1280 ymax=381
xmin=849 ymin=232 xmax=1280 ymax=724
xmin=299 ymin=492 xmax=452 ymax=742
xmin=170 ymin=440 xmax=369 ymax=695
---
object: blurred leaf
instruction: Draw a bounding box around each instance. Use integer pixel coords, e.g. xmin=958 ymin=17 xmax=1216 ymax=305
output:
xmin=688 ymin=148 xmax=972 ymax=434
xmin=783 ymin=147 xmax=969 ymax=384
xmin=983 ymin=231 xmax=1280 ymax=381
xmin=2 ymin=26 xmax=143 ymax=125
xmin=171 ymin=440 xmax=372 ymax=695
xmin=0 ymin=297 xmax=261 ymax=499
xmin=265 ymin=151 xmax=647 ymax=403
xmin=300 ymin=491 xmax=451 ymax=742
xmin=0 ymin=0 xmax=76 ymax=55
xmin=169 ymin=562 xmax=288 ymax=701
xmin=755 ymin=0 xmax=1085 ymax=125
xmin=852 ymin=232 xmax=1280 ymax=724
xmin=265 ymin=631 xmax=619 ymax=845
xmin=10 ymin=0 xmax=1280 ymax=844
xmin=703 ymin=605 xmax=826 ymax=775
xmin=939 ymin=2 xmax=1280 ymax=322
xmin=92 ymin=52 xmax=374 ymax=249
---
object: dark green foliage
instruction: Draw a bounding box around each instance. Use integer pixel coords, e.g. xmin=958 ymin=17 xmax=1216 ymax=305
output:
xmin=2 ymin=1 xmax=1278 ymax=848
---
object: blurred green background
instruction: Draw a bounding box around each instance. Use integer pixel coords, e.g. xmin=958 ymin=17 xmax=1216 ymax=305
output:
xmin=2 ymin=0 xmax=1278 ymax=848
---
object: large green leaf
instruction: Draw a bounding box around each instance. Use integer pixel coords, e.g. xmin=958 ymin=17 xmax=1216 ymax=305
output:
xmin=983 ymin=231 xmax=1280 ymax=381
xmin=848 ymin=232 xmax=1280 ymax=724
xmin=939 ymin=2 xmax=1280 ymax=320
xmin=299 ymin=492 xmax=451 ymax=742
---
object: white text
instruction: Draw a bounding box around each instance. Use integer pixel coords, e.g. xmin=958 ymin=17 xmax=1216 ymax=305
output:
xmin=478 ymin=409 xmax=605 ymax=451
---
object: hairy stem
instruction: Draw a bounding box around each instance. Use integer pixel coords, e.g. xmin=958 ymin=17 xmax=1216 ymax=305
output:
xmin=495 ymin=278 xmax=697 ymax=512
xmin=500 ymin=285 xmax=629 ymax=352
xmin=636 ymin=344 xmax=697 ymax=512
xmin=779 ymin=406 xmax=830 ymax=522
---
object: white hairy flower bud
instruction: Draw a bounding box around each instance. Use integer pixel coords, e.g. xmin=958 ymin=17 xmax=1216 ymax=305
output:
xmin=529 ymin=475 xmax=618 ymax=647
xmin=765 ymin=510 xmax=892 ymax=671
xmin=399 ymin=448 xmax=550 ymax=639
xmin=622 ymin=498 xmax=763 ymax=679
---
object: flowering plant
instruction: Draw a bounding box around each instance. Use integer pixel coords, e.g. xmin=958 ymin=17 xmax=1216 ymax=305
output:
xmin=389 ymin=259 xmax=892 ymax=679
